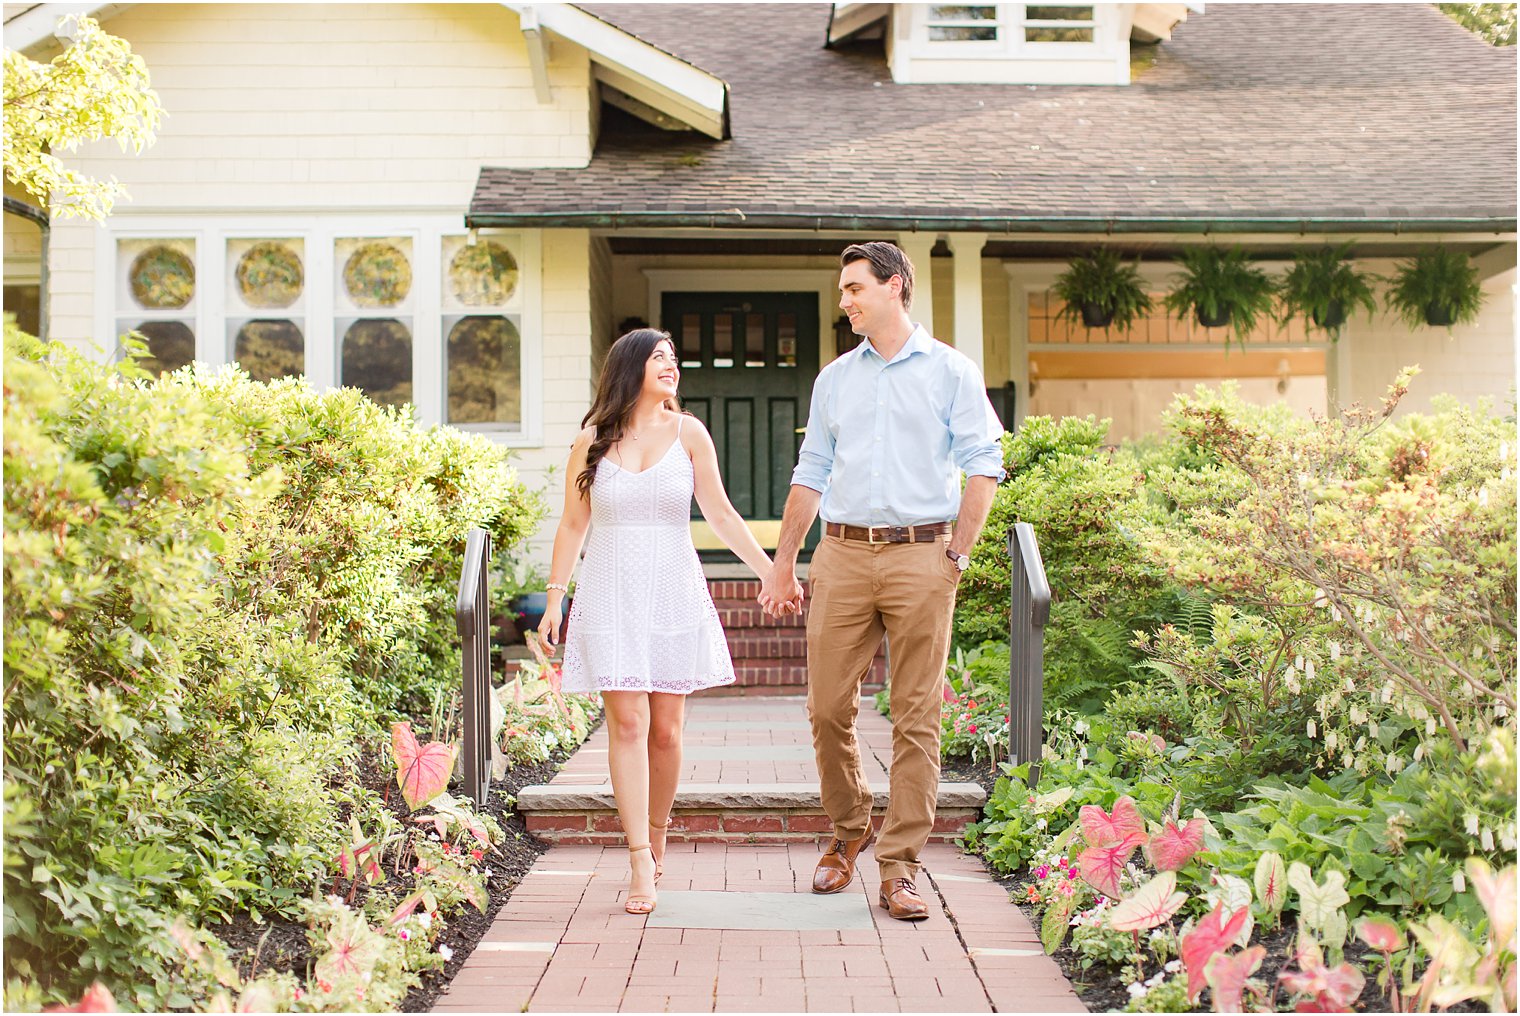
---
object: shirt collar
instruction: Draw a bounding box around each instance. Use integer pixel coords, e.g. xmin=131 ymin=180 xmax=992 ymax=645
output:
xmin=861 ymin=324 xmax=932 ymax=366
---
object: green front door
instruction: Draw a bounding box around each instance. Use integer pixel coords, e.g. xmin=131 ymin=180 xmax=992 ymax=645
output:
xmin=662 ymin=291 xmax=821 ymax=559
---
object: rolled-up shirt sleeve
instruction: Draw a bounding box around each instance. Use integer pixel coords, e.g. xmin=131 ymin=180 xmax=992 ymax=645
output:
xmin=948 ymin=362 xmax=1007 ymax=481
xmin=790 ymin=369 xmax=835 ymax=493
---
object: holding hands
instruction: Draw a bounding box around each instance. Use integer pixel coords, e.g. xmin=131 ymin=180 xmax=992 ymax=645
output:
xmin=759 ymin=562 xmax=805 ymax=618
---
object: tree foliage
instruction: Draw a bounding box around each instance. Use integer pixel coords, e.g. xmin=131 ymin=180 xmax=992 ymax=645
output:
xmin=1438 ymin=3 xmax=1518 ymax=45
xmin=3 ymin=15 xmax=164 ymax=219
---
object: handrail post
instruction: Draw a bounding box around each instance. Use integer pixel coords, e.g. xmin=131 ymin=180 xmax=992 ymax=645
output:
xmin=455 ymin=528 xmax=493 ymax=807
xmin=1007 ymin=522 xmax=1051 ymax=787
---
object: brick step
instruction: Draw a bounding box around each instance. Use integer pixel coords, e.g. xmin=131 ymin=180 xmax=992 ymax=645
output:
xmin=716 ymin=605 xmax=807 ymax=630
xmin=519 ymin=782 xmax=985 ymax=845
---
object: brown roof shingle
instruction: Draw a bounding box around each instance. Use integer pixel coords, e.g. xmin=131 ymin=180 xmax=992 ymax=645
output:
xmin=469 ymin=4 xmax=1517 ymax=231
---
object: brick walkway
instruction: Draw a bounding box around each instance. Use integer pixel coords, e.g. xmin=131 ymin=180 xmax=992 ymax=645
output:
xmin=434 ymin=698 xmax=1086 ymax=1013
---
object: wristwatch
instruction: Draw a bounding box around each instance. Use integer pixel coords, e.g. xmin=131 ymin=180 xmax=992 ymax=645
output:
xmin=946 ymin=547 xmax=970 ymax=572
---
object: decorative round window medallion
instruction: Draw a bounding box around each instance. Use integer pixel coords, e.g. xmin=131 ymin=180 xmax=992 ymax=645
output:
xmin=343 ymin=242 xmax=412 ymax=308
xmin=236 ymin=241 xmax=303 ymax=308
xmin=129 ymin=245 xmax=195 ymax=309
xmin=449 ymin=241 xmax=518 ymax=306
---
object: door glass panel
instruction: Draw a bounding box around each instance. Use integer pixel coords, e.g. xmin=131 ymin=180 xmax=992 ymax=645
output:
xmin=778 ymin=313 xmax=798 ymax=368
xmin=713 ymin=313 xmax=734 ymax=368
xmin=744 ymin=312 xmax=767 ymax=367
xmin=679 ymin=312 xmax=702 ymax=367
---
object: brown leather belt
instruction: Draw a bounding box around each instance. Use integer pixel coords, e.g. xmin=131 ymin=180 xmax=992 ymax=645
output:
xmin=824 ymin=522 xmax=952 ymax=544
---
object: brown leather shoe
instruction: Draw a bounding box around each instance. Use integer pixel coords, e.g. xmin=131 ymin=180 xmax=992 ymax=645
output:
xmin=811 ymin=829 xmax=875 ymax=894
xmin=879 ymin=878 xmax=930 ymax=920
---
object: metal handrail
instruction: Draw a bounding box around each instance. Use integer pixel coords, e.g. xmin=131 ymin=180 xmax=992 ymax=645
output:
xmin=1007 ymin=522 xmax=1052 ymax=787
xmin=455 ymin=528 xmax=493 ymax=807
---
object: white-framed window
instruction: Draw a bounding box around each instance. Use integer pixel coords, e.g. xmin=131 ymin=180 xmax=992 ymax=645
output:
xmin=114 ymin=236 xmax=198 ymax=375
xmin=925 ymin=4 xmax=1000 ymax=42
xmin=99 ymin=216 xmax=543 ymax=445
xmin=896 ymin=3 xmax=1123 ymax=84
xmin=1022 ymin=5 xmax=1096 ymax=45
xmin=441 ymin=234 xmax=526 ymax=434
xmin=226 ymin=236 xmax=308 ymax=384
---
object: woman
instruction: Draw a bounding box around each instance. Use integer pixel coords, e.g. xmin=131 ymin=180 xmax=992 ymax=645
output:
xmin=537 ymin=328 xmax=773 ymax=915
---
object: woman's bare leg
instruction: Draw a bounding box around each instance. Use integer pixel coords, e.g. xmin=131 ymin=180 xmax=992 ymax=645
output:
xmin=603 ymin=691 xmax=656 ymax=909
xmin=647 ymin=692 xmax=687 ymax=875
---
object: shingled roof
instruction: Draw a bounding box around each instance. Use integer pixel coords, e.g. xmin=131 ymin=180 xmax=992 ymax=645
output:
xmin=468 ymin=3 xmax=1517 ymax=233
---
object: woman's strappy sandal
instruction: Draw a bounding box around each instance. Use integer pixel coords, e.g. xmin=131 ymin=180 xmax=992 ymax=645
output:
xmin=625 ymin=844 xmax=657 ymax=915
xmin=649 ymin=816 xmax=671 ymax=883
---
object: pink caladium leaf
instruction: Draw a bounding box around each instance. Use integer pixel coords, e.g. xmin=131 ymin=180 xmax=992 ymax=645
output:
xmin=391 ymin=721 xmax=456 ymax=812
xmin=1354 ymin=918 xmax=1406 ymax=955
xmin=1079 ymin=796 xmax=1147 ymax=848
xmin=1146 ymin=818 xmax=1206 ymax=872
xmin=1279 ymin=937 xmax=1366 ymax=1011
xmin=1108 ymin=871 xmax=1187 ymax=932
xmin=1077 ymin=831 xmax=1146 ymax=900
xmin=386 ymin=889 xmax=428 ymax=928
xmin=1204 ymin=945 xmax=1266 ymax=1014
xmin=1182 ymin=901 xmax=1253 ymax=1003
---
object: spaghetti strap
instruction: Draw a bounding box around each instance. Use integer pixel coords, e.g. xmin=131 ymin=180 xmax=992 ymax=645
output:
xmin=676 ymin=415 xmax=684 ymax=437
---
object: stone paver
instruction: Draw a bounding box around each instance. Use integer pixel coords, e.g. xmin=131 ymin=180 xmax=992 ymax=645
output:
xmin=434 ymin=842 xmax=1086 ymax=1013
xmin=434 ymin=695 xmax=1086 ymax=1013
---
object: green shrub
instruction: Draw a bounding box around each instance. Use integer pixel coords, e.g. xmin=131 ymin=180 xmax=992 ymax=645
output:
xmin=3 ymin=327 xmax=542 ymax=1008
xmin=956 ymin=415 xmax=1173 ymax=713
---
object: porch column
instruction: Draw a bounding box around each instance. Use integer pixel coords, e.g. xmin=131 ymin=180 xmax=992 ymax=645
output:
xmin=897 ymin=232 xmax=936 ymax=337
xmin=947 ymin=232 xmax=987 ymax=375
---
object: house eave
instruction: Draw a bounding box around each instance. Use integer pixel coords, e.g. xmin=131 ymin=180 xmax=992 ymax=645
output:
xmin=464 ymin=210 xmax=1519 ymax=235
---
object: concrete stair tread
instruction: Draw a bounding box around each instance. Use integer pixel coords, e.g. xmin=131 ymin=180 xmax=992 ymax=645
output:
xmin=517 ymin=781 xmax=986 ymax=810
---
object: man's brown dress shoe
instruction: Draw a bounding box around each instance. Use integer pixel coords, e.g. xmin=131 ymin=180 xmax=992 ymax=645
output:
xmin=879 ymin=878 xmax=930 ymax=920
xmin=811 ymin=829 xmax=875 ymax=894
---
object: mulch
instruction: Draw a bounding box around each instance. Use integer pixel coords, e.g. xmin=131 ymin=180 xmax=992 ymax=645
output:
xmin=209 ymin=738 xmax=587 ymax=1013
xmin=940 ymin=751 xmax=1476 ymax=1014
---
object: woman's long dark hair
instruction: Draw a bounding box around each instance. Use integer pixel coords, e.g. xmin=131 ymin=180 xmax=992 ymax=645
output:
xmin=577 ymin=328 xmax=684 ymax=497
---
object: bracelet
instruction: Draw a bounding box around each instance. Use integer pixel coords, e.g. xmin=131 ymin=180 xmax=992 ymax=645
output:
xmin=546 ymin=582 xmax=569 ymax=593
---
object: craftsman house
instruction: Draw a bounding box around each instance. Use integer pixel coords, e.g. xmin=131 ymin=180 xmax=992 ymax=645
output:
xmin=5 ymin=3 xmax=1516 ymax=689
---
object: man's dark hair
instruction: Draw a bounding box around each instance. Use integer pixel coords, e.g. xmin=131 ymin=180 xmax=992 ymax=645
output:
xmin=840 ymin=241 xmax=914 ymax=311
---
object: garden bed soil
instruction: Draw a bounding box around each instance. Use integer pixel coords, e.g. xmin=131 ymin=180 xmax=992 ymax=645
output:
xmin=944 ymin=751 xmax=1480 ymax=1013
xmin=210 ymin=741 xmax=587 ymax=1013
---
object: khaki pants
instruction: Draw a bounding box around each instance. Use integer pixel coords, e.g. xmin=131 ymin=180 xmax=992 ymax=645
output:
xmin=804 ymin=533 xmax=960 ymax=882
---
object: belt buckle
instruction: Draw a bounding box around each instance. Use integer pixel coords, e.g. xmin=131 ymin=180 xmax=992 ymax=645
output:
xmin=867 ymin=525 xmax=880 ymax=545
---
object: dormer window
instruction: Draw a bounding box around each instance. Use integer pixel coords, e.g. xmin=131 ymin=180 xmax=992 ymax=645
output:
xmin=890 ymin=3 xmax=1130 ymax=85
xmin=1023 ymin=5 xmax=1095 ymax=43
xmin=926 ymin=5 xmax=998 ymax=42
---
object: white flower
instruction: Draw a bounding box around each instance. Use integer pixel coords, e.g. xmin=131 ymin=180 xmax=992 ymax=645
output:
xmin=1295 ymin=654 xmax=1305 ymax=671
xmin=1165 ymin=960 xmax=1183 ymax=974
xmin=1481 ymin=827 xmax=1495 ymax=852
xmin=1328 ymin=640 xmax=1341 ymax=661
xmin=1035 ymin=818 xmax=1048 ymax=830
xmin=1479 ymin=487 xmax=1490 ymax=507
xmin=1307 ymin=719 xmax=1317 ymax=739
xmin=1127 ymin=983 xmax=1148 ymax=999
xmin=398 ymin=929 xmax=410 ymax=941
xmin=416 ymin=911 xmax=433 ymax=929
xmin=1305 ymin=659 xmax=1316 ymax=682
xmin=1325 ymin=731 xmax=1338 ymax=751
xmin=439 ymin=944 xmax=454 ymax=962
xmin=1454 ymin=870 xmax=1467 ymax=894
xmin=1466 ymin=813 xmax=1481 ymax=836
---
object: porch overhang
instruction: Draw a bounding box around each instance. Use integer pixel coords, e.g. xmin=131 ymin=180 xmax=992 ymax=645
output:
xmin=464 ymin=208 xmax=1518 ymax=235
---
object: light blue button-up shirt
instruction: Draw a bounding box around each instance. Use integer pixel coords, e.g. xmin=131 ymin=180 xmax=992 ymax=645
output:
xmin=791 ymin=324 xmax=1006 ymax=527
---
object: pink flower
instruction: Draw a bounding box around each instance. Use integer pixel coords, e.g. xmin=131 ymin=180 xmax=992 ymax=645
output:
xmin=1034 ymin=865 xmax=1052 ymax=880
xmin=968 ymin=724 xmax=977 ymax=734
xmin=470 ymin=849 xmax=484 ymax=862
xmin=399 ymin=929 xmax=411 ymax=941
xmin=1057 ymin=880 xmax=1076 ymax=897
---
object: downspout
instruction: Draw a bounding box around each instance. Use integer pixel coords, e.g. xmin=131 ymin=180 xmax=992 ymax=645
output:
xmin=3 ymin=196 xmax=49 ymax=341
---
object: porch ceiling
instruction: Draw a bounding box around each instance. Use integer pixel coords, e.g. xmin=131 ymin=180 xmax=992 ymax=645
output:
xmin=470 ymin=4 xmax=1516 ymax=234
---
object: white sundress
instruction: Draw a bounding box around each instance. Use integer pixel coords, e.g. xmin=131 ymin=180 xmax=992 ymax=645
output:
xmin=560 ymin=417 xmax=737 ymax=695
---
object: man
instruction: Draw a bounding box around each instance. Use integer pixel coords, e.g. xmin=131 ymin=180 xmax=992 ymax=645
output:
xmin=760 ymin=241 xmax=1004 ymax=920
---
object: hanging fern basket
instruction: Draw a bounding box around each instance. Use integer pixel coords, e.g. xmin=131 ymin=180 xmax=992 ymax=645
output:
xmin=1079 ymin=301 xmax=1116 ymax=329
xmin=1195 ymin=305 xmax=1231 ymax=329
xmin=1424 ymin=301 xmax=1457 ymax=327
xmin=1311 ymin=300 xmax=1347 ymax=330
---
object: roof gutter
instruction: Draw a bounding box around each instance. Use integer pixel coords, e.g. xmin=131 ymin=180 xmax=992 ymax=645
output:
xmin=464 ymin=209 xmax=1517 ymax=234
